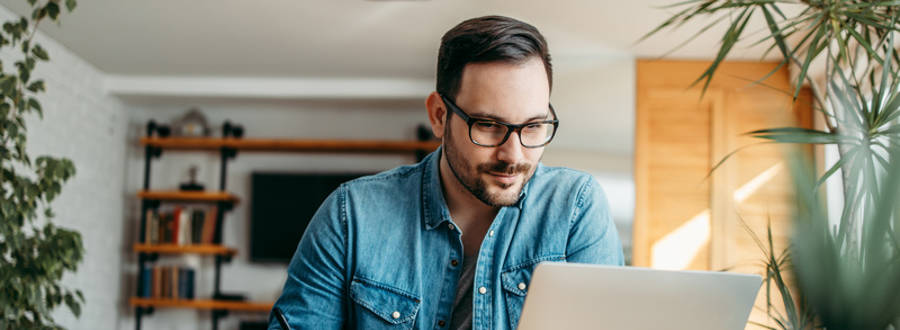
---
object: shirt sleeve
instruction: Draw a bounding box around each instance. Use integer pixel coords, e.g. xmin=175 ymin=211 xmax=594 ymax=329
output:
xmin=565 ymin=176 xmax=625 ymax=266
xmin=269 ymin=186 xmax=348 ymax=329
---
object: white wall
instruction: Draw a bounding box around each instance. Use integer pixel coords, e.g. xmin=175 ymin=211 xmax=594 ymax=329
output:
xmin=545 ymin=54 xmax=635 ymax=257
xmin=0 ymin=5 xmax=130 ymax=329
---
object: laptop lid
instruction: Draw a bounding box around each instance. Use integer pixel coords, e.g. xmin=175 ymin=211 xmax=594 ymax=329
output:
xmin=517 ymin=263 xmax=762 ymax=330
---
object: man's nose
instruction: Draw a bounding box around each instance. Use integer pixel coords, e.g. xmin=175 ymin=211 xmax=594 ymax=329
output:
xmin=496 ymin=130 xmax=525 ymax=166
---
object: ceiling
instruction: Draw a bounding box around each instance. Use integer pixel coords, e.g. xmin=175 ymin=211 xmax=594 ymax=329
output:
xmin=0 ymin=0 xmax=780 ymax=79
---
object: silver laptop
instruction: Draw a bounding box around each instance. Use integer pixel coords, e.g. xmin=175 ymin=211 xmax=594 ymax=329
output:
xmin=517 ymin=263 xmax=762 ymax=330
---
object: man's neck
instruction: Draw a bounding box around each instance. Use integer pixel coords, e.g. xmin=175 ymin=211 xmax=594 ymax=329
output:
xmin=438 ymin=150 xmax=499 ymax=226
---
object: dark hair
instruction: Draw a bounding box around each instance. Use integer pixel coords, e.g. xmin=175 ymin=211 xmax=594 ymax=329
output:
xmin=436 ymin=15 xmax=552 ymax=101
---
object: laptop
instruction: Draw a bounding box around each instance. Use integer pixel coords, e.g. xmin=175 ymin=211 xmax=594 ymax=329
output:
xmin=516 ymin=263 xmax=762 ymax=330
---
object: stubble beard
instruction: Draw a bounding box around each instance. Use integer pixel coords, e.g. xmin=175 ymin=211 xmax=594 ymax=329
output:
xmin=443 ymin=125 xmax=534 ymax=207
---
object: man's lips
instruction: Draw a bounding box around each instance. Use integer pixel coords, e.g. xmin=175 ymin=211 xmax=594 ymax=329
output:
xmin=487 ymin=171 xmax=518 ymax=184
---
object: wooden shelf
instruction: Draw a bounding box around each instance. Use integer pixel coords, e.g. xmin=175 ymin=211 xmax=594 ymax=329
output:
xmin=130 ymin=297 xmax=273 ymax=312
xmin=141 ymin=137 xmax=440 ymax=154
xmin=137 ymin=190 xmax=239 ymax=203
xmin=133 ymin=244 xmax=237 ymax=256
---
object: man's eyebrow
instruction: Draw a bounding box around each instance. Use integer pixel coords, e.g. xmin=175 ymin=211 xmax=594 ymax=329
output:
xmin=469 ymin=111 xmax=551 ymax=123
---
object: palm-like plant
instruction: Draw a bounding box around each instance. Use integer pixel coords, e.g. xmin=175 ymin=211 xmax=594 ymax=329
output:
xmin=645 ymin=0 xmax=900 ymax=329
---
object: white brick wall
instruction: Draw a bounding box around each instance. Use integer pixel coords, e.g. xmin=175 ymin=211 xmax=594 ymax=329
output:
xmin=0 ymin=5 xmax=128 ymax=330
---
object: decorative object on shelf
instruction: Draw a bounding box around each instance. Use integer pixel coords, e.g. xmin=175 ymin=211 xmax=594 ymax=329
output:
xmin=179 ymin=165 xmax=206 ymax=191
xmin=0 ymin=1 xmax=85 ymax=328
xmin=148 ymin=120 xmax=171 ymax=138
xmin=173 ymin=108 xmax=212 ymax=137
xmin=223 ymin=120 xmax=244 ymax=138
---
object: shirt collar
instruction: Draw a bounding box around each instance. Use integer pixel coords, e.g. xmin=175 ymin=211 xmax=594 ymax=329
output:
xmin=422 ymin=146 xmax=451 ymax=230
xmin=421 ymin=145 xmax=537 ymax=230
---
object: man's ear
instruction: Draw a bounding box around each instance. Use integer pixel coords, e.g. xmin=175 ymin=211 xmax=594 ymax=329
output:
xmin=425 ymin=91 xmax=447 ymax=139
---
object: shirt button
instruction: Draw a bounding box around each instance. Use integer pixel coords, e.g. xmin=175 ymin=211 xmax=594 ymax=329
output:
xmin=392 ymin=311 xmax=400 ymax=319
xmin=489 ymin=230 xmax=495 ymax=237
xmin=448 ymin=224 xmax=455 ymax=231
xmin=478 ymin=286 xmax=487 ymax=294
xmin=451 ymin=259 xmax=459 ymax=267
xmin=518 ymin=282 xmax=527 ymax=290
xmin=438 ymin=320 xmax=446 ymax=327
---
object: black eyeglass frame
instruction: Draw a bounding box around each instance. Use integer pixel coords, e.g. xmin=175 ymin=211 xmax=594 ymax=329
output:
xmin=440 ymin=94 xmax=559 ymax=148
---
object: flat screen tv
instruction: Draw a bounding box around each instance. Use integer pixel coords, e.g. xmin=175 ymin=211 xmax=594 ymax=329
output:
xmin=250 ymin=172 xmax=371 ymax=263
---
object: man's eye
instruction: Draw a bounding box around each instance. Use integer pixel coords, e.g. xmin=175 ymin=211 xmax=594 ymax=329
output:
xmin=475 ymin=122 xmax=502 ymax=130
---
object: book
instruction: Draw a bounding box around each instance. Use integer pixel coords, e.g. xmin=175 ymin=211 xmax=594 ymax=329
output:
xmin=202 ymin=206 xmax=218 ymax=244
xmin=143 ymin=209 xmax=153 ymax=243
xmin=149 ymin=210 xmax=159 ymax=244
xmin=172 ymin=207 xmax=182 ymax=245
xmin=140 ymin=268 xmax=151 ymax=298
xmin=172 ymin=266 xmax=179 ymax=299
xmin=186 ymin=268 xmax=195 ymax=299
xmin=158 ymin=211 xmax=172 ymax=245
xmin=179 ymin=207 xmax=191 ymax=246
xmin=161 ymin=266 xmax=169 ymax=298
xmin=191 ymin=209 xmax=205 ymax=244
xmin=178 ymin=267 xmax=192 ymax=299
xmin=152 ymin=267 xmax=162 ymax=298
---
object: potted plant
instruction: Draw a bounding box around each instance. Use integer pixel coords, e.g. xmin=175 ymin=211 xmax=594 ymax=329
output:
xmin=0 ymin=0 xmax=83 ymax=328
xmin=645 ymin=1 xmax=900 ymax=328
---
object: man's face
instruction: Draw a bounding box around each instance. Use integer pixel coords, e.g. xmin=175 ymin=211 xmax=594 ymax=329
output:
xmin=443 ymin=57 xmax=551 ymax=207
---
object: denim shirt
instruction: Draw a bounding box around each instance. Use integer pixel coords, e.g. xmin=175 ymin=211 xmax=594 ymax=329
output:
xmin=269 ymin=148 xmax=624 ymax=329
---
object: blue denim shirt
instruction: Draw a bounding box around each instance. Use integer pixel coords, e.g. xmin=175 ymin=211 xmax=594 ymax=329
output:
xmin=269 ymin=148 xmax=623 ymax=329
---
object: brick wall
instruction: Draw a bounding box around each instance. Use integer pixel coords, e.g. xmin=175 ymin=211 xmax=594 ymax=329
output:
xmin=0 ymin=5 xmax=129 ymax=329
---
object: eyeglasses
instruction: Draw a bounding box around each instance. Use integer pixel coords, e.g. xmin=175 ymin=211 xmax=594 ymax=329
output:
xmin=440 ymin=94 xmax=559 ymax=148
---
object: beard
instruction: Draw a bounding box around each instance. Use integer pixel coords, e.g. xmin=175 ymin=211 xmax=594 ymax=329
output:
xmin=443 ymin=125 xmax=535 ymax=207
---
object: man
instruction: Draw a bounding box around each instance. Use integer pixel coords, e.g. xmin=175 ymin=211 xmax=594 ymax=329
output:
xmin=269 ymin=15 xmax=623 ymax=330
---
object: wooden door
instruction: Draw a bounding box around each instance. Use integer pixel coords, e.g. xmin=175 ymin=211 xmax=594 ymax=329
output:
xmin=634 ymin=60 xmax=813 ymax=327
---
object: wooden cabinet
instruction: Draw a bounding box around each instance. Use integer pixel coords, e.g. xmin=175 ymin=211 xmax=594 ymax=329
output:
xmin=634 ymin=59 xmax=814 ymax=327
xmin=635 ymin=59 xmax=813 ymax=270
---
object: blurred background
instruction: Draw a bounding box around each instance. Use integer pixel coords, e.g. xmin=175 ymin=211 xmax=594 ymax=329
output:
xmin=0 ymin=0 xmax=816 ymax=329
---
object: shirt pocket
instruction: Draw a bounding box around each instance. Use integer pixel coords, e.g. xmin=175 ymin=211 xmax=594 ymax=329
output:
xmin=349 ymin=276 xmax=421 ymax=329
xmin=501 ymin=257 xmax=565 ymax=329
xmin=500 ymin=266 xmax=533 ymax=329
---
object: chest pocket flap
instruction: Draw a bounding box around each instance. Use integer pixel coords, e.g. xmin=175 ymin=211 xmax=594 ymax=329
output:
xmin=501 ymin=267 xmax=532 ymax=297
xmin=350 ymin=277 xmax=421 ymax=325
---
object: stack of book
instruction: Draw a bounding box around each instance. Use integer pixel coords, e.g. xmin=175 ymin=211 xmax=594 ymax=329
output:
xmin=139 ymin=265 xmax=196 ymax=299
xmin=143 ymin=206 xmax=218 ymax=245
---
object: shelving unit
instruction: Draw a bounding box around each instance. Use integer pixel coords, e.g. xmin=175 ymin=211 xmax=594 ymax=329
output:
xmin=132 ymin=121 xmax=440 ymax=330
xmin=130 ymin=298 xmax=273 ymax=312
xmin=137 ymin=190 xmax=240 ymax=203
xmin=133 ymin=244 xmax=237 ymax=256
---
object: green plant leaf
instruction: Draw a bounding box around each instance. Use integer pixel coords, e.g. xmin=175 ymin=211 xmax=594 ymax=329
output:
xmin=708 ymin=142 xmax=774 ymax=178
xmin=27 ymin=98 xmax=41 ymax=118
xmin=46 ymin=2 xmax=60 ymax=20
xmin=694 ymin=6 xmax=755 ymax=95
xmin=845 ymin=26 xmax=884 ymax=67
xmin=794 ymin=20 xmax=829 ymax=99
xmin=748 ymin=127 xmax=857 ymax=144
xmin=815 ymin=145 xmax=862 ymax=190
xmin=32 ymin=44 xmax=48 ymax=61
xmin=26 ymin=80 xmax=44 ymax=93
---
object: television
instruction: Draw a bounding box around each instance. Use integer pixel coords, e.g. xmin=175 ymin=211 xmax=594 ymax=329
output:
xmin=249 ymin=172 xmax=371 ymax=263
